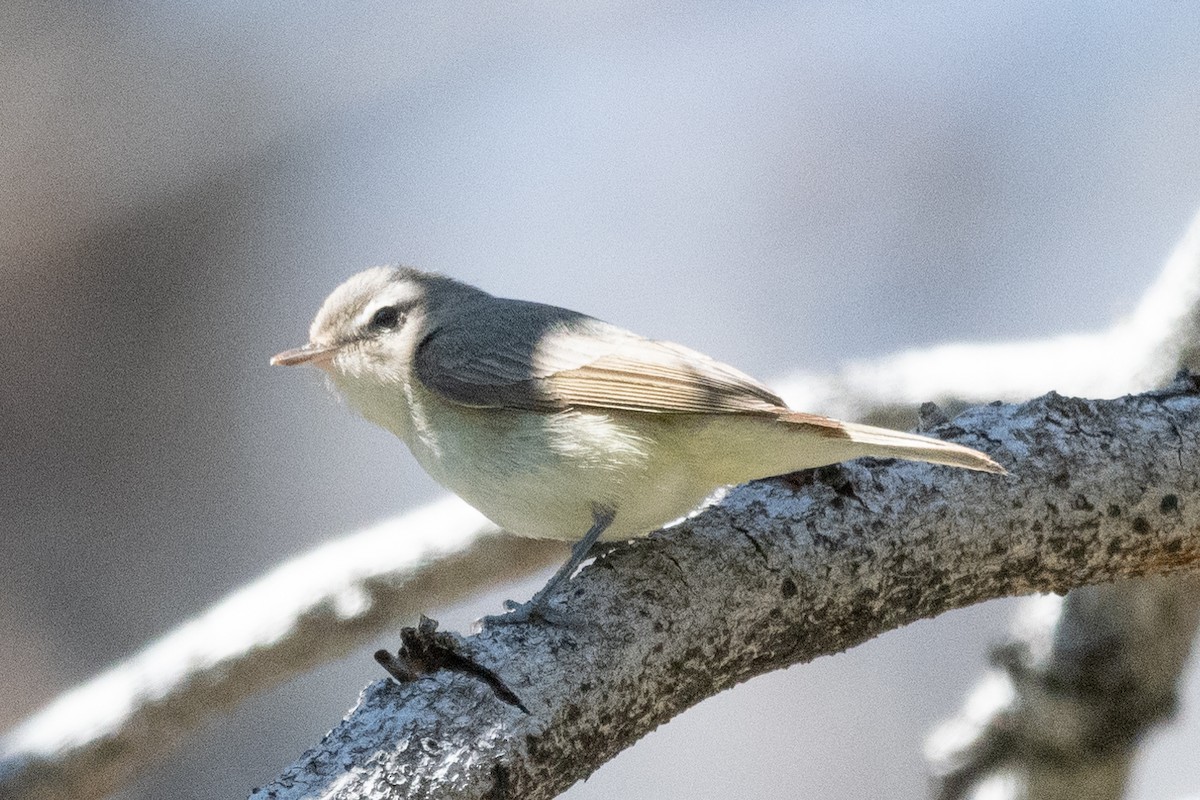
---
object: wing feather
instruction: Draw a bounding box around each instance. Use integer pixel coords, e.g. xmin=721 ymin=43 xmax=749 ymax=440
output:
xmin=414 ymin=297 xmax=788 ymax=416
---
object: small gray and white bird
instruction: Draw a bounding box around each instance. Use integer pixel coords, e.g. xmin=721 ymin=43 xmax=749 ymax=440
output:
xmin=273 ymin=267 xmax=1004 ymax=620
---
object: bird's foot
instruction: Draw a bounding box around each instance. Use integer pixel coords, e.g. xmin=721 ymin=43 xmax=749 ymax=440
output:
xmin=482 ymin=510 xmax=616 ymax=629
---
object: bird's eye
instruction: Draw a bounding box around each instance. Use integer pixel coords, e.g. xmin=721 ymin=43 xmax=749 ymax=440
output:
xmin=369 ymin=306 xmax=402 ymax=330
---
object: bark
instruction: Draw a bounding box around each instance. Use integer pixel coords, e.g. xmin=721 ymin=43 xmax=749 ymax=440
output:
xmin=248 ymin=379 xmax=1200 ymax=799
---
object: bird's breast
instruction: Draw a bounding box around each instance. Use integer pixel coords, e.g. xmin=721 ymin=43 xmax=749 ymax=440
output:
xmin=399 ymin=385 xmax=721 ymax=540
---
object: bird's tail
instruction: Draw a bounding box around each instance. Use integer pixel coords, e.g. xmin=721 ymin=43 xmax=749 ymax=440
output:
xmin=836 ymin=419 xmax=1006 ymax=474
xmin=772 ymin=412 xmax=1008 ymax=474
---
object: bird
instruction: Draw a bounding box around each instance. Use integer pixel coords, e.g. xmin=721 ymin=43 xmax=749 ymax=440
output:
xmin=272 ymin=266 xmax=1004 ymax=622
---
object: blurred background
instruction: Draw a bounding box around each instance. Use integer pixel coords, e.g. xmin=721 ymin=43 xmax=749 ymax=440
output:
xmin=4 ymin=2 xmax=1200 ymax=798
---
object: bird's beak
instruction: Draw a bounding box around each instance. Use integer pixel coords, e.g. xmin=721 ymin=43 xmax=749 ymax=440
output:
xmin=270 ymin=343 xmax=338 ymax=368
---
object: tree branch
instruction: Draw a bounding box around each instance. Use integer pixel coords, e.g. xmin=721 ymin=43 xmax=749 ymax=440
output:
xmin=5 ymin=208 xmax=1200 ymax=800
xmin=0 ymin=500 xmax=563 ymax=800
xmin=250 ymin=378 xmax=1200 ymax=799
xmin=918 ymin=211 xmax=1200 ymax=800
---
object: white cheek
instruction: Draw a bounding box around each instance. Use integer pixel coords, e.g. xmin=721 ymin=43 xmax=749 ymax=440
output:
xmin=331 ymin=340 xmax=405 ymax=383
xmin=324 ymin=335 xmax=422 ymax=438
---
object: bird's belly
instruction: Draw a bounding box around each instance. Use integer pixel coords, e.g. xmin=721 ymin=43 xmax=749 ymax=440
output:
xmin=403 ymin=401 xmax=715 ymax=542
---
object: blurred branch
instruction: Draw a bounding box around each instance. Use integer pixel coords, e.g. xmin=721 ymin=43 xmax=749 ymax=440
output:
xmin=777 ymin=209 xmax=1200 ymax=421
xmin=253 ymin=380 xmax=1200 ymax=799
xmin=926 ymin=579 xmax=1200 ymax=800
xmin=0 ymin=500 xmax=563 ymax=800
xmin=3 ymin=207 xmax=1198 ymax=800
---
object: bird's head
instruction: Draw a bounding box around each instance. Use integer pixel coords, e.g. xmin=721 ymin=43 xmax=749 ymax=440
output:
xmin=271 ymin=266 xmax=484 ymax=429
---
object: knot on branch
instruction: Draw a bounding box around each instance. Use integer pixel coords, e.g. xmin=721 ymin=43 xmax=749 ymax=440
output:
xmin=375 ymin=617 xmax=528 ymax=713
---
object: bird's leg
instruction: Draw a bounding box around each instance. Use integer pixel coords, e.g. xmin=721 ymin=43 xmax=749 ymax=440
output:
xmin=527 ymin=507 xmax=615 ymax=602
xmin=486 ymin=505 xmax=615 ymax=626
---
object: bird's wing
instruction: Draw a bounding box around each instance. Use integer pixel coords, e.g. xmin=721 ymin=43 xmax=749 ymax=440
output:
xmin=413 ymin=297 xmax=792 ymax=416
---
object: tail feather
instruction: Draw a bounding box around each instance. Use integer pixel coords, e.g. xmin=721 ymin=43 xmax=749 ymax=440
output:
xmin=837 ymin=419 xmax=1006 ymax=474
